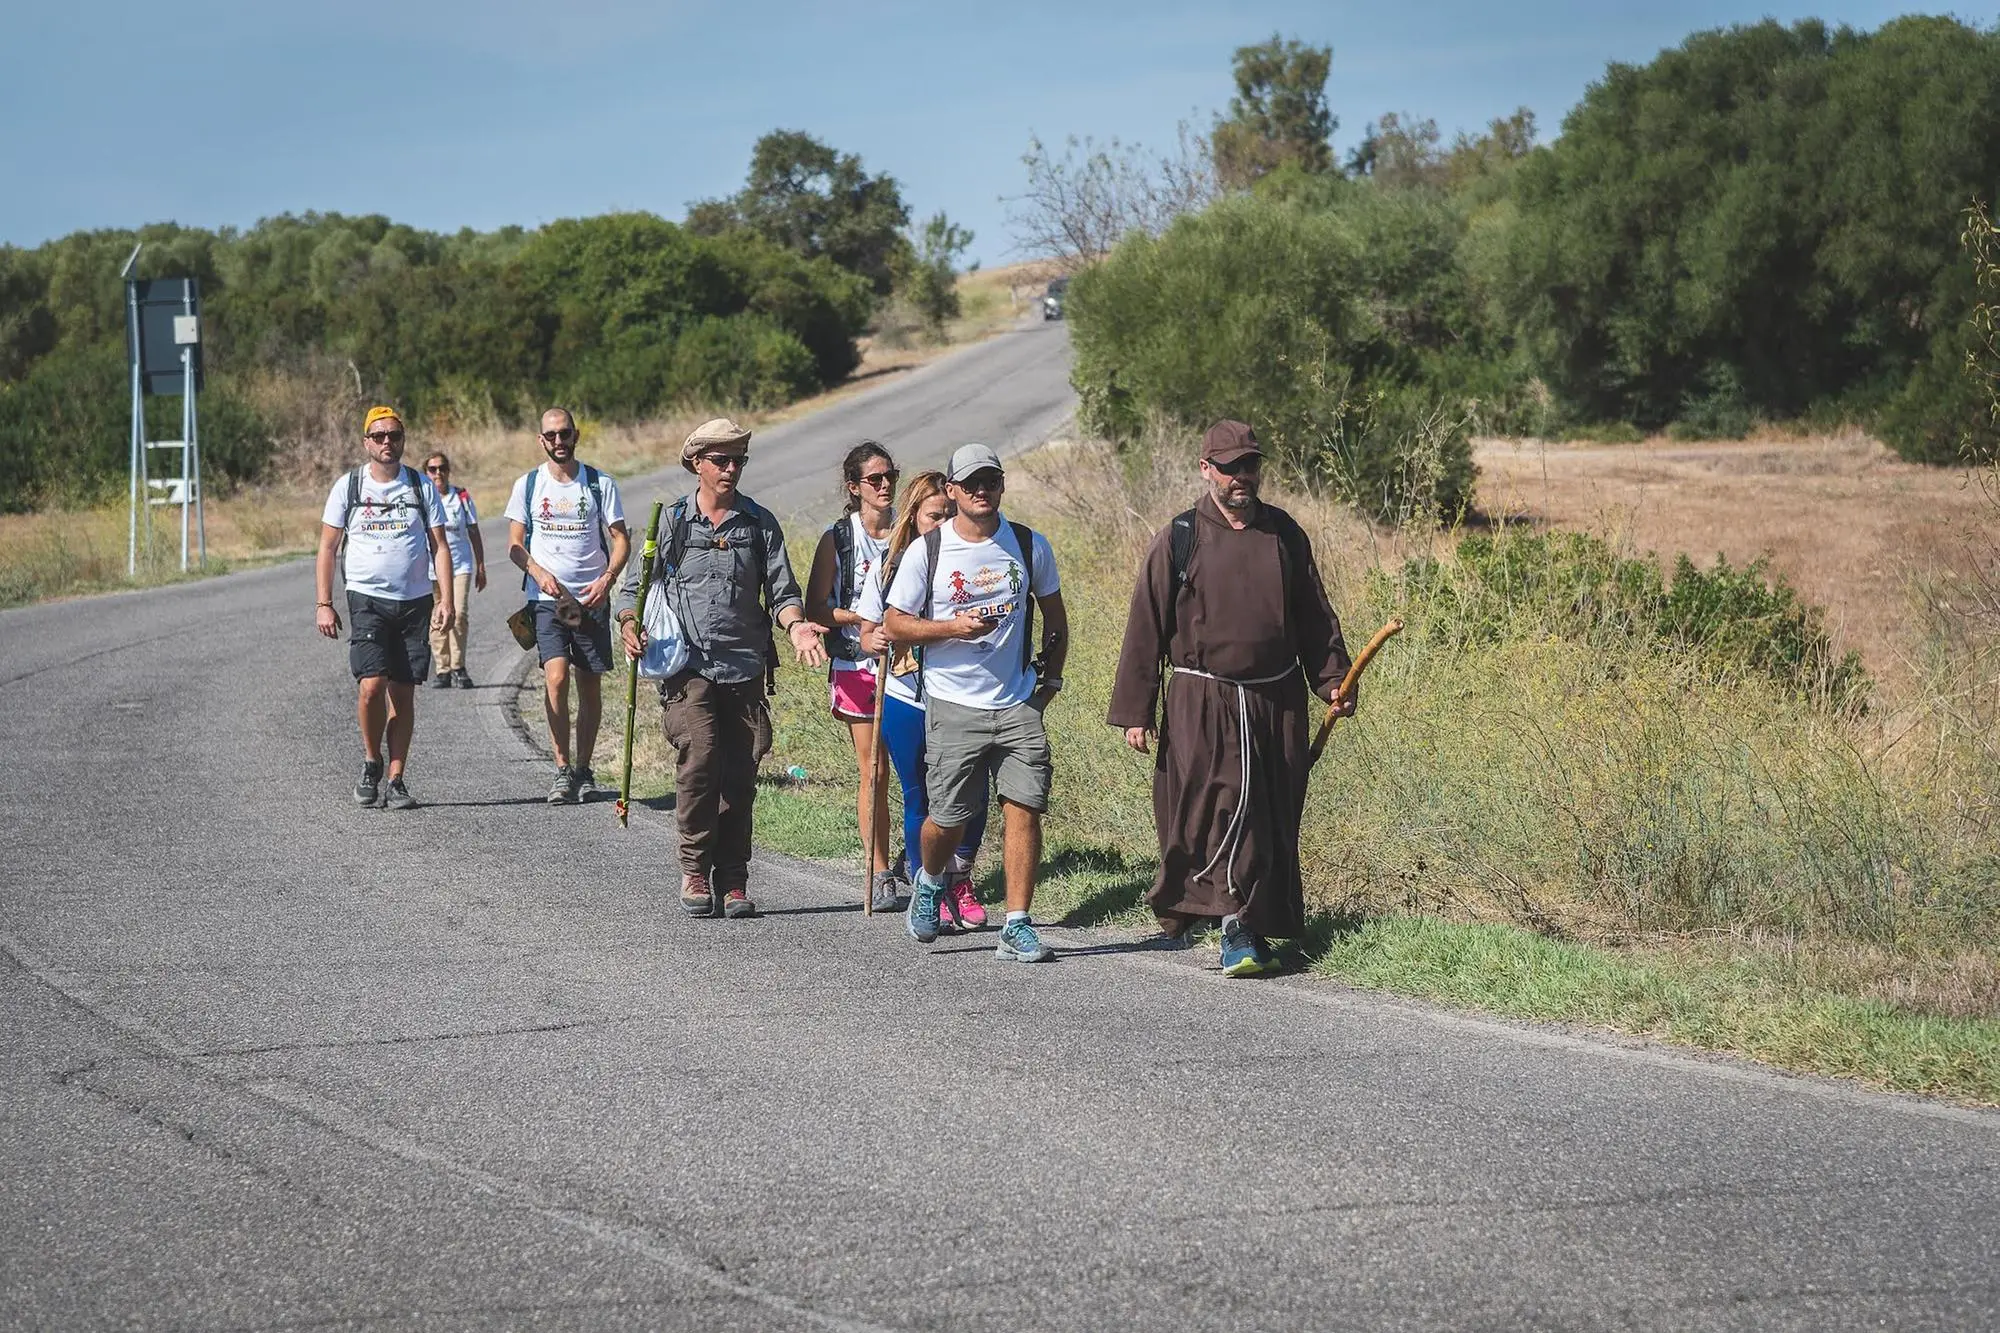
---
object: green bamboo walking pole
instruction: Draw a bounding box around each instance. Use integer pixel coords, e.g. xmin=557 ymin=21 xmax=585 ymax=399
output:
xmin=617 ymin=501 xmax=666 ymax=828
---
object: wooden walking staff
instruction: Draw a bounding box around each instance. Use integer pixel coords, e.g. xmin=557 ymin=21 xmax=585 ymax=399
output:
xmin=617 ymin=501 xmax=667 ymax=827
xmin=860 ymin=652 xmax=890 ymax=915
xmin=1308 ymin=618 xmax=1404 ymax=768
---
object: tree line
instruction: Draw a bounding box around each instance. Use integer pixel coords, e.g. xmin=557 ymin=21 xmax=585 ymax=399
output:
xmin=1056 ymin=16 xmax=2000 ymax=517
xmin=0 ymin=133 xmax=971 ymax=512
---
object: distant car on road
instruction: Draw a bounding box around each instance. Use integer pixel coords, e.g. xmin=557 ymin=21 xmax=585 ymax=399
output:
xmin=1042 ymin=276 xmax=1070 ymax=321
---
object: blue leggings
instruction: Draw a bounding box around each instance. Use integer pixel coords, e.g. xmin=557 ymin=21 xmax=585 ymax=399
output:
xmin=880 ymin=692 xmax=986 ymax=870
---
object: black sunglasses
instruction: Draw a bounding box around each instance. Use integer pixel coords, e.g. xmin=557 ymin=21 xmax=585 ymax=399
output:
xmin=954 ymin=470 xmax=1003 ymax=493
xmin=540 ymin=428 xmax=577 ymax=443
xmin=857 ymin=469 xmax=899 ymax=488
xmin=1209 ymin=454 xmax=1262 ymax=477
xmin=367 ymin=430 xmax=405 ymax=444
xmin=700 ymin=452 xmax=747 ymax=471
xmin=424 ymin=463 xmax=447 ymax=473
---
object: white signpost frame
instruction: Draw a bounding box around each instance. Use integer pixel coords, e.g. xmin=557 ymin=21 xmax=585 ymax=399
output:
xmin=124 ymin=247 xmax=206 ymax=575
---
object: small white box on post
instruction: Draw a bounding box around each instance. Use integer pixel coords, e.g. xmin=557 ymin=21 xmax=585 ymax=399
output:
xmin=173 ymin=315 xmax=200 ymax=345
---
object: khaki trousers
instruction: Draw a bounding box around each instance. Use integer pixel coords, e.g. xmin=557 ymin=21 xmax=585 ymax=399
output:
xmin=660 ymin=671 xmax=772 ymax=884
xmin=428 ymin=572 xmax=473 ymax=673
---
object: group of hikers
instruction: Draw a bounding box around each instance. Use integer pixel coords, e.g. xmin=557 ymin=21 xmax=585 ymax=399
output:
xmin=314 ymin=405 xmax=1358 ymax=975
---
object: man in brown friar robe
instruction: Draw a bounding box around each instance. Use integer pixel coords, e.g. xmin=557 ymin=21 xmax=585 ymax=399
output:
xmin=1107 ymin=420 xmax=1354 ymax=976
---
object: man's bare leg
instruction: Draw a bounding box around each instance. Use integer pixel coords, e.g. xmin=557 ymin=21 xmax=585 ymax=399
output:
xmin=384 ymin=681 xmax=416 ymax=779
xmin=357 ymin=677 xmax=389 ymax=762
xmin=542 ymin=656 xmax=573 ymax=767
xmin=574 ymin=669 xmax=603 ymax=771
xmin=1001 ymin=799 xmax=1042 ymax=915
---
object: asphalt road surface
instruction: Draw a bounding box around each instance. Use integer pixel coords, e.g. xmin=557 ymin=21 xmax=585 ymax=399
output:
xmin=3 ymin=319 xmax=1996 ymax=1331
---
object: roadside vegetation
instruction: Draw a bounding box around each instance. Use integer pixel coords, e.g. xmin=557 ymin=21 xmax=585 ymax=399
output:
xmin=605 ymin=424 xmax=1999 ymax=1104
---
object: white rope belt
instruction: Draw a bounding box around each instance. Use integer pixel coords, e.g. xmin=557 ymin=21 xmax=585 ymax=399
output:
xmin=1170 ymin=664 xmax=1297 ymax=901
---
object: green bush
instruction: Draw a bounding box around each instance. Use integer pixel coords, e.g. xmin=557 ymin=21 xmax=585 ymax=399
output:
xmin=1385 ymin=529 xmax=1869 ymax=708
xmin=1069 ymin=192 xmax=1478 ymax=517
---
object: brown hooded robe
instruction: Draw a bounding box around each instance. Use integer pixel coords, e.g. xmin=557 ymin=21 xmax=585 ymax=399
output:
xmin=1107 ymin=496 xmax=1350 ymax=938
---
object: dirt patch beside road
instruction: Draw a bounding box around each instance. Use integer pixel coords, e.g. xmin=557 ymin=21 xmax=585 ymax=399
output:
xmin=1476 ymin=430 xmax=1994 ymax=686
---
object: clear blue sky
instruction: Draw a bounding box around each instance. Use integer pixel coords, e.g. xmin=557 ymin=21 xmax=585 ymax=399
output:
xmin=2 ymin=1 xmax=1940 ymax=267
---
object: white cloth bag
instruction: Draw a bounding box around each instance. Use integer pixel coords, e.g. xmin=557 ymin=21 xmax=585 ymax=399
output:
xmin=639 ymin=582 xmax=689 ymax=678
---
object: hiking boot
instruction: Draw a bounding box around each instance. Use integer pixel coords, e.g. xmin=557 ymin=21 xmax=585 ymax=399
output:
xmin=870 ymin=870 xmax=904 ymax=913
xmin=722 ymin=888 xmax=757 ymax=919
xmin=906 ymin=873 xmax=942 ymax=943
xmin=353 ymin=759 xmax=383 ymax=806
xmin=573 ymin=767 xmax=596 ymax=802
xmin=995 ymin=918 xmax=1055 ymax=963
xmin=454 ymin=668 xmax=474 ymax=688
xmin=548 ymin=765 xmax=578 ymax=805
xmin=944 ymin=877 xmax=987 ymax=931
xmin=383 ymin=776 xmax=416 ymax=810
xmin=1220 ymin=922 xmax=1263 ymax=977
xmin=430 ymin=673 xmax=453 ymax=689
xmin=681 ymin=873 xmax=715 ymax=917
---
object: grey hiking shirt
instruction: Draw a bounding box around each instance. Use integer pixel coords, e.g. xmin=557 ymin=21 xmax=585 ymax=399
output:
xmin=615 ymin=490 xmax=804 ymax=687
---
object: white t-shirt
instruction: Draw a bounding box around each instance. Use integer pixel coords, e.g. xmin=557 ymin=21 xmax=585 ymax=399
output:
xmin=884 ymin=516 xmax=1059 ymax=710
xmin=322 ymin=465 xmax=447 ymax=602
xmin=438 ymin=485 xmax=479 ymax=575
xmin=833 ymin=512 xmax=889 ymax=675
xmin=854 ymin=554 xmax=920 ymax=705
xmin=504 ymin=464 xmax=626 ymax=601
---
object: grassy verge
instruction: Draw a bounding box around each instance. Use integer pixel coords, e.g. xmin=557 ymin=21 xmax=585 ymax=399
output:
xmin=611 ymin=430 xmax=2000 ymax=1105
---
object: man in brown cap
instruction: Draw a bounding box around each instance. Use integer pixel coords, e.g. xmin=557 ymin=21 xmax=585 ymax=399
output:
xmin=615 ymin=418 xmax=828 ymax=919
xmin=1106 ymin=420 xmax=1355 ymax=975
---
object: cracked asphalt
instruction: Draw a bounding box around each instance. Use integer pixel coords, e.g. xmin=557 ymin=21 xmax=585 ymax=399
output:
xmin=3 ymin=319 xmax=1997 ymax=1330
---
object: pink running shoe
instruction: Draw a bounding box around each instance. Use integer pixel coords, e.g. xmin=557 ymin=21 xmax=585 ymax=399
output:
xmin=945 ymin=877 xmax=987 ymax=930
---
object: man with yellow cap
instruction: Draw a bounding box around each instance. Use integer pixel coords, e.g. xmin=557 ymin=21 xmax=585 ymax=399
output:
xmin=314 ymin=406 xmax=454 ymax=809
xmin=616 ymin=418 xmax=828 ymax=919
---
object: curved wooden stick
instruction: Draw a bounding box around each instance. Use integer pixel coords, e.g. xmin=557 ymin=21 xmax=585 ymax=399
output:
xmin=1308 ymin=618 xmax=1403 ymax=768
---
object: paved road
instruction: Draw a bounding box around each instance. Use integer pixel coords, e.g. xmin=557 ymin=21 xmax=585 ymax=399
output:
xmin=3 ymin=319 xmax=1997 ymax=1331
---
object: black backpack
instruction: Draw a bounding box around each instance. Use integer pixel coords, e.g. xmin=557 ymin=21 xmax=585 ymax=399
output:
xmin=919 ymin=520 xmax=1040 ymax=677
xmin=1161 ymin=503 xmax=1310 ymax=654
xmin=824 ymin=513 xmax=864 ymax=664
xmin=658 ymin=494 xmax=779 ymax=694
xmin=338 ymin=463 xmax=427 ymax=579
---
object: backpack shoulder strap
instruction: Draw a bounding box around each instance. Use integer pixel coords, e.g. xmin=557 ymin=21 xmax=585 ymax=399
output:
xmin=345 ymin=465 xmax=363 ymax=525
xmin=829 ymin=514 xmax=856 ymax=610
xmin=1162 ymin=507 xmax=1199 ymax=653
xmin=920 ymin=524 xmax=944 ymax=620
xmin=662 ymin=497 xmax=693 ymax=575
xmin=1010 ymin=521 xmax=1037 ymax=675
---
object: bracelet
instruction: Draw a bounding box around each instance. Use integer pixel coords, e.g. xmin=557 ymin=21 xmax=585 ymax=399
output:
xmin=316 ymin=601 xmax=334 ymax=608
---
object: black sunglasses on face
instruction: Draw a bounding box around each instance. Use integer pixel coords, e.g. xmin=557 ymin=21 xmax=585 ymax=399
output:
xmin=700 ymin=453 xmax=746 ymax=471
xmin=367 ymin=430 xmax=405 ymax=444
xmin=858 ymin=470 xmax=899 ymax=488
xmin=540 ymin=428 xmax=577 ymax=443
xmin=1209 ymin=455 xmax=1261 ymax=477
xmin=425 ymin=464 xmax=446 ymax=473
xmin=954 ymin=470 xmax=1003 ymax=493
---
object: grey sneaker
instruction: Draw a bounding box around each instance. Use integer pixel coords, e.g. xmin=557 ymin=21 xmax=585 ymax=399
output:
xmin=353 ymin=759 xmax=383 ymax=806
xmin=906 ymin=873 xmax=942 ymax=943
xmin=995 ymin=918 xmax=1055 ymax=963
xmin=383 ymin=776 xmax=416 ymax=810
xmin=573 ymin=767 xmax=596 ymax=802
xmin=870 ymin=870 xmax=904 ymax=913
xmin=548 ymin=765 xmax=578 ymax=805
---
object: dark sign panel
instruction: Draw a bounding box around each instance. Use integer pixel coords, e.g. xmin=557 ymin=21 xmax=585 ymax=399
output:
xmin=126 ymin=277 xmax=203 ymax=396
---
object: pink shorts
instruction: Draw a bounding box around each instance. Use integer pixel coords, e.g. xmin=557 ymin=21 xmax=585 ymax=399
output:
xmin=829 ymin=665 xmax=877 ymax=721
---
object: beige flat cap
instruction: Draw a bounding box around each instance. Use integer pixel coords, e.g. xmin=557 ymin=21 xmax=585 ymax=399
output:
xmin=682 ymin=417 xmax=753 ymax=470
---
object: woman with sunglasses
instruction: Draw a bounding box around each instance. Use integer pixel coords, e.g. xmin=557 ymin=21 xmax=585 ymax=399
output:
xmin=806 ymin=442 xmax=902 ymax=910
xmin=421 ymin=452 xmax=487 ymax=688
xmin=852 ymin=470 xmax=990 ymax=931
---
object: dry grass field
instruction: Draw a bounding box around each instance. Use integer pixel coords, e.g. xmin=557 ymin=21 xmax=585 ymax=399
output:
xmin=1476 ymin=430 xmax=1996 ymax=688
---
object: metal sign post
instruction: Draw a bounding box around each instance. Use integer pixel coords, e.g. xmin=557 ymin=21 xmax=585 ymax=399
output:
xmin=124 ymin=252 xmax=206 ymax=575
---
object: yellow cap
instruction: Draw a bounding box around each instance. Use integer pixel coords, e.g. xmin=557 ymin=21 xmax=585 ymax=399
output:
xmin=363 ymin=405 xmax=402 ymax=433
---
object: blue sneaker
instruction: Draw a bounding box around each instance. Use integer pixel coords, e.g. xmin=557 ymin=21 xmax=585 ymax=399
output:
xmin=995 ymin=918 xmax=1055 ymax=963
xmin=1252 ymin=935 xmax=1281 ymax=974
xmin=906 ymin=873 xmax=942 ymax=943
xmin=1220 ymin=923 xmax=1263 ymax=977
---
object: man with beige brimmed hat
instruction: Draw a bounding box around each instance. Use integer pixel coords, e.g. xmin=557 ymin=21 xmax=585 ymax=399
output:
xmin=616 ymin=417 xmax=828 ymax=919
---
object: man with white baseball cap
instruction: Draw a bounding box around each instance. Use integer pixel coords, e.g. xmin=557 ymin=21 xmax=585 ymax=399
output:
xmin=883 ymin=443 xmax=1069 ymax=962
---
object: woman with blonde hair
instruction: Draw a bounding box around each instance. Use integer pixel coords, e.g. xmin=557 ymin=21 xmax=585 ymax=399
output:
xmin=421 ymin=450 xmax=486 ymax=688
xmin=854 ymin=469 xmax=990 ymax=930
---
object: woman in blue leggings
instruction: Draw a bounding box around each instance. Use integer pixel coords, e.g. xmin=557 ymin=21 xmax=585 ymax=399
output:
xmin=856 ymin=470 xmax=990 ymax=930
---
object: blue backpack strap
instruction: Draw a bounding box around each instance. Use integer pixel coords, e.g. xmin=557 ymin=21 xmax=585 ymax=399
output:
xmin=519 ymin=466 xmax=539 ymax=593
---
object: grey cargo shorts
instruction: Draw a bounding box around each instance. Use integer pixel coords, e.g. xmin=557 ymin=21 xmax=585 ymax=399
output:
xmin=923 ymin=695 xmax=1052 ymax=826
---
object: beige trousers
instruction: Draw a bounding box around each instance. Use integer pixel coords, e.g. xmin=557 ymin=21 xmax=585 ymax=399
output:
xmin=429 ymin=572 xmax=473 ymax=672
